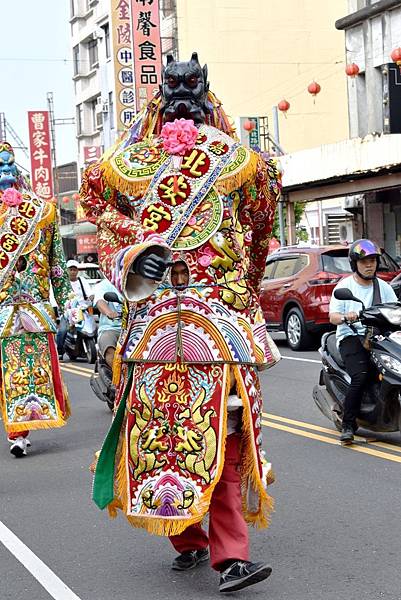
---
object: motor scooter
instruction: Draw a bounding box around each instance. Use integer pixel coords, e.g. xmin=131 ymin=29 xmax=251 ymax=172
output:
xmin=313 ymin=288 xmax=401 ymax=435
xmin=64 ymin=304 xmax=98 ymax=364
xmin=90 ymin=291 xmax=122 ymax=411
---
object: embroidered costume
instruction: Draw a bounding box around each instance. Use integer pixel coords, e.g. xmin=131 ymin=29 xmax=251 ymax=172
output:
xmin=0 ymin=143 xmax=71 ymax=450
xmin=82 ymin=55 xmax=281 ymax=540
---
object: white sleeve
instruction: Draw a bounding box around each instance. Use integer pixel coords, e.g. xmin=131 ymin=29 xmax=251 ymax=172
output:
xmin=329 ymin=285 xmax=344 ymax=314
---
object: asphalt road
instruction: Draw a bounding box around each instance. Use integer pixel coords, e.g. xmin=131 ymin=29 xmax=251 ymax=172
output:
xmin=1 ymin=334 xmax=401 ymax=600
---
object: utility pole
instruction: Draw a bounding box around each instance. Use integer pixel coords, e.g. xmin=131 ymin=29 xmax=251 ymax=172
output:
xmin=47 ymin=92 xmax=59 ymax=201
xmin=272 ymin=105 xmax=286 ymax=246
xmin=0 ymin=113 xmax=29 ymax=158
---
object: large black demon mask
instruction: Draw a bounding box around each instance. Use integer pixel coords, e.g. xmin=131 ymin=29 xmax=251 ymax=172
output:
xmin=160 ymin=52 xmax=209 ymax=124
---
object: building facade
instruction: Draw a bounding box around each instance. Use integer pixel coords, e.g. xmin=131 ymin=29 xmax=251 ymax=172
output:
xmin=336 ymin=0 xmax=401 ymax=256
xmin=176 ymin=0 xmax=349 ymax=154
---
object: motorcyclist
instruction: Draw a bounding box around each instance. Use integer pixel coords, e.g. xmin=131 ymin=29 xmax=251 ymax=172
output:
xmin=329 ymin=239 xmax=397 ymax=444
xmin=93 ymin=279 xmax=123 ymax=368
xmin=57 ymin=259 xmax=94 ymax=358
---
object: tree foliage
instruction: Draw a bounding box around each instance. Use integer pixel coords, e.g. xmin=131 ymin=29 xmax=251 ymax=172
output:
xmin=272 ymin=202 xmax=308 ymax=243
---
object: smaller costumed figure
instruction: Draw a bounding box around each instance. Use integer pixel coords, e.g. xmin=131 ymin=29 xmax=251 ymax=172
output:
xmin=0 ymin=142 xmax=72 ymax=457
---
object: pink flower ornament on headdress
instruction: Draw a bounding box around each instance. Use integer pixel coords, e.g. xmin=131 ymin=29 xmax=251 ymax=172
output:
xmin=160 ymin=118 xmax=199 ymax=156
xmin=1 ymin=187 xmax=23 ymax=208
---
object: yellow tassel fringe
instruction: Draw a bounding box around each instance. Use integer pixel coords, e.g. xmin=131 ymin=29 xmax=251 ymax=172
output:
xmin=233 ymin=365 xmax=274 ymax=529
xmin=112 ymin=346 xmax=123 ymax=386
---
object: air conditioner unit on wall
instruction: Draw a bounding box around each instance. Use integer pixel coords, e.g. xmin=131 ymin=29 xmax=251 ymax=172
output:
xmin=326 ymin=213 xmax=354 ymax=244
xmin=344 ymin=195 xmax=364 ymax=210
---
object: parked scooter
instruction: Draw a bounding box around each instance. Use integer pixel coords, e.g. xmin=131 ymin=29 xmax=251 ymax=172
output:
xmin=64 ymin=304 xmax=98 ymax=364
xmin=90 ymin=291 xmax=122 ymax=411
xmin=313 ymin=288 xmax=401 ymax=435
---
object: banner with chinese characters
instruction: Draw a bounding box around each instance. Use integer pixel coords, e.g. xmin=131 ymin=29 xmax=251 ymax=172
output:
xmin=27 ymin=111 xmax=54 ymax=200
xmin=83 ymin=145 xmax=102 ymax=164
xmin=111 ymin=0 xmax=135 ymax=130
xmin=130 ymin=0 xmax=162 ymax=111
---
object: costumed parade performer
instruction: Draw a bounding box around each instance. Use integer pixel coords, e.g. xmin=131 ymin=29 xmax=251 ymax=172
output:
xmin=0 ymin=142 xmax=72 ymax=457
xmin=81 ymin=53 xmax=281 ymax=593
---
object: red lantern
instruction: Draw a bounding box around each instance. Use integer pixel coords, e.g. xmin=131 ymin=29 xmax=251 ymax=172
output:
xmin=307 ymin=81 xmax=321 ymax=97
xmin=391 ymin=47 xmax=401 ymax=68
xmin=62 ymin=196 xmax=70 ymax=204
xmin=243 ymin=119 xmax=256 ymax=132
xmin=72 ymin=193 xmax=80 ymax=201
xmin=345 ymin=63 xmax=360 ymax=77
xmin=278 ymin=99 xmax=290 ymax=113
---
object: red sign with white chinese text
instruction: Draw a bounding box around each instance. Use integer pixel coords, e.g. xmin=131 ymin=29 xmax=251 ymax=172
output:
xmin=76 ymin=234 xmax=98 ymax=254
xmin=83 ymin=146 xmax=102 ymax=164
xmin=130 ymin=0 xmax=162 ymax=111
xmin=27 ymin=111 xmax=54 ymax=200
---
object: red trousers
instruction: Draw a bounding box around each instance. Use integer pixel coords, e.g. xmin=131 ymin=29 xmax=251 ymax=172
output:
xmin=169 ymin=433 xmax=249 ymax=571
xmin=8 ymin=431 xmax=29 ymax=440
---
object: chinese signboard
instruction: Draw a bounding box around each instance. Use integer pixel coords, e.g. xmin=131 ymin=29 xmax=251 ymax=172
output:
xmin=27 ymin=111 xmax=54 ymax=200
xmin=111 ymin=0 xmax=135 ymax=130
xmin=239 ymin=117 xmax=260 ymax=149
xmin=130 ymin=0 xmax=162 ymax=111
xmin=248 ymin=117 xmax=260 ymax=148
xmin=77 ymin=234 xmax=97 ymax=254
xmin=76 ymin=203 xmax=87 ymax=223
xmin=83 ymin=145 xmax=102 ymax=164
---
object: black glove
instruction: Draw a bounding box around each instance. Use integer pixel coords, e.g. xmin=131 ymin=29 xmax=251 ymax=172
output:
xmin=133 ymin=253 xmax=169 ymax=281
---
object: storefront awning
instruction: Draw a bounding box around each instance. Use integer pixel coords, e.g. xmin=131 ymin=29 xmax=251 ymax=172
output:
xmin=60 ymin=221 xmax=97 ymax=239
xmin=280 ymin=133 xmax=401 ymax=202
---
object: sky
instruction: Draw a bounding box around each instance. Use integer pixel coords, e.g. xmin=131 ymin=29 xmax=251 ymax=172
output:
xmin=1 ymin=1 xmax=76 ymax=173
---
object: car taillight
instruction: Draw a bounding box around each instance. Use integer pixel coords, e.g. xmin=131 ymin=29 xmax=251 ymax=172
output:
xmin=309 ymin=271 xmax=342 ymax=285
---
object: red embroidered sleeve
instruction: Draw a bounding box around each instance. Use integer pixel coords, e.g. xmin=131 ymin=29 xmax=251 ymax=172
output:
xmin=244 ymin=155 xmax=281 ymax=295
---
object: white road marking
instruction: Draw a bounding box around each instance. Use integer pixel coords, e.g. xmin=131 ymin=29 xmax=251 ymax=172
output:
xmin=0 ymin=521 xmax=82 ymax=600
xmin=280 ymin=355 xmax=321 ymax=364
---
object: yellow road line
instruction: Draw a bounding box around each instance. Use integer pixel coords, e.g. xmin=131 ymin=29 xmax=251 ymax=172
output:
xmin=263 ymin=412 xmax=339 ymax=436
xmin=61 ymin=364 xmax=94 ymax=375
xmin=263 ymin=412 xmax=401 ymax=454
xmin=61 ymin=366 xmax=92 ymax=378
xmin=262 ymin=420 xmax=401 ymax=464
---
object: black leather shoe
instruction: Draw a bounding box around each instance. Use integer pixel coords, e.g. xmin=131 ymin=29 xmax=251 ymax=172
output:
xmin=171 ymin=548 xmax=209 ymax=571
xmin=340 ymin=426 xmax=354 ymax=445
xmin=219 ymin=560 xmax=272 ymax=593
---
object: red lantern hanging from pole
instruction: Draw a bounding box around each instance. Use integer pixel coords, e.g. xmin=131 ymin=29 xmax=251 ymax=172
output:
xmin=243 ymin=119 xmax=256 ymax=132
xmin=345 ymin=63 xmax=360 ymax=78
xmin=307 ymin=81 xmax=321 ymax=104
xmin=278 ymin=99 xmax=290 ymax=115
xmin=391 ymin=47 xmax=401 ymax=71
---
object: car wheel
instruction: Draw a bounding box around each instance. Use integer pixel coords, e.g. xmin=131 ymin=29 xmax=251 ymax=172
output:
xmin=285 ymin=307 xmax=313 ymax=351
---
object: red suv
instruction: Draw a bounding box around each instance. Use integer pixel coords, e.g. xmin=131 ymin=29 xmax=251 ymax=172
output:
xmin=259 ymin=245 xmax=401 ymax=351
